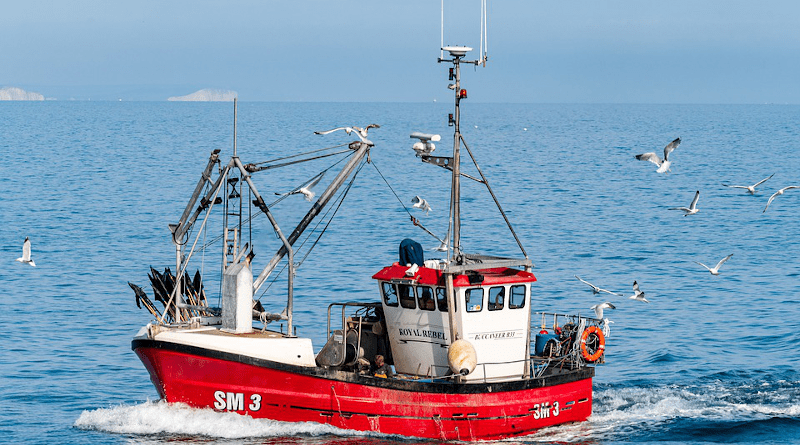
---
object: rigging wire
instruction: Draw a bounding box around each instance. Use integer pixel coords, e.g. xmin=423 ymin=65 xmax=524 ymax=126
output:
xmin=255 ymin=158 xmax=368 ymax=301
xmin=295 ymin=158 xmax=366 ymax=268
xmin=370 ymin=160 xmax=445 ymax=244
xmin=246 ymin=143 xmax=351 ymax=170
xmin=247 ymin=148 xmax=352 ymax=172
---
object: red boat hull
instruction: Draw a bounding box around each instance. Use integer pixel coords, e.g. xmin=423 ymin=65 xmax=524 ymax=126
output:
xmin=134 ymin=339 xmax=593 ymax=441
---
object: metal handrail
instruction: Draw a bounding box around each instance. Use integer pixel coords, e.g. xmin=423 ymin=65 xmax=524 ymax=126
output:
xmin=533 ymin=311 xmax=608 ymax=366
xmin=325 ymin=302 xmax=382 ymax=367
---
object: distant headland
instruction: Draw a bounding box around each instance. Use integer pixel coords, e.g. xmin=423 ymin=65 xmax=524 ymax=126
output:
xmin=167 ymin=89 xmax=237 ymax=102
xmin=0 ymin=87 xmax=45 ymax=101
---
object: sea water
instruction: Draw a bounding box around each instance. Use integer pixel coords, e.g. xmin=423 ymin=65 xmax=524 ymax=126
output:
xmin=1 ymin=101 xmax=799 ymax=444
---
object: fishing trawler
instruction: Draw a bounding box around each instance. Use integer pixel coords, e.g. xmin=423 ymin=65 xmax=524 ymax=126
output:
xmin=129 ymin=44 xmax=609 ymax=441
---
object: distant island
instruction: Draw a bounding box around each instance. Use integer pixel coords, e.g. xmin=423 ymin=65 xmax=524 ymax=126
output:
xmin=0 ymin=87 xmax=45 ymax=101
xmin=167 ymin=89 xmax=237 ymax=102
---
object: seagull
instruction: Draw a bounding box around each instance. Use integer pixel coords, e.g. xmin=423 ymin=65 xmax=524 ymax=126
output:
xmin=411 ymin=195 xmax=432 ymax=215
xmin=276 ymin=172 xmax=325 ymax=202
xmin=315 ymin=124 xmax=380 ymax=145
xmin=635 ymin=137 xmax=681 ymax=173
xmin=669 ymin=190 xmax=700 ymax=216
xmin=16 ymin=237 xmax=36 ymax=267
xmin=590 ymin=302 xmax=616 ymax=320
xmin=694 ymin=253 xmax=733 ymax=276
xmin=763 ymin=186 xmax=800 ymax=213
xmin=629 ymin=281 xmax=649 ymax=303
xmin=575 ymin=275 xmax=623 ymax=297
xmin=722 ymin=174 xmax=774 ymax=195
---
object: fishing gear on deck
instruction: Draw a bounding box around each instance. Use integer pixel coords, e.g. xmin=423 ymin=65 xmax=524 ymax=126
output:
xmin=128 ymin=282 xmax=161 ymax=319
xmin=131 ymin=267 xmax=218 ymax=322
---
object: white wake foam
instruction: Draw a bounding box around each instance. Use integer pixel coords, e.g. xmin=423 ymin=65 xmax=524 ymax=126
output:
xmin=75 ymin=400 xmax=378 ymax=439
xmin=76 ymin=381 xmax=800 ymax=443
xmin=507 ymin=381 xmax=800 ymax=443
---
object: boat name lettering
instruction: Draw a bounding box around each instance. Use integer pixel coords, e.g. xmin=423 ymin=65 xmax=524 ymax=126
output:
xmin=213 ymin=391 xmax=262 ymax=412
xmin=532 ymin=401 xmax=559 ymax=419
xmin=473 ymin=331 xmax=516 ymax=340
xmin=398 ymin=328 xmax=446 ymax=340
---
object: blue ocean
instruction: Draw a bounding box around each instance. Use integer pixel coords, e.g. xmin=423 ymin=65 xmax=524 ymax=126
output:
xmin=1 ymin=100 xmax=799 ymax=444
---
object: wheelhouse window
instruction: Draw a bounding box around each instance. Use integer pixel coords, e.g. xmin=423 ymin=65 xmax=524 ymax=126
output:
xmin=488 ymin=286 xmax=505 ymax=311
xmin=418 ymin=286 xmax=435 ymax=311
xmin=509 ymin=285 xmax=526 ymax=309
xmin=465 ymin=288 xmax=484 ymax=312
xmin=382 ymin=282 xmax=398 ymax=307
xmin=436 ymin=287 xmax=450 ymax=312
xmin=398 ymin=284 xmax=417 ymax=309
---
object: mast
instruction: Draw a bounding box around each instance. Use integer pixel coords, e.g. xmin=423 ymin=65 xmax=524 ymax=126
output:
xmin=439 ymin=46 xmax=477 ymax=262
xmin=438 ymin=46 xmax=478 ymax=357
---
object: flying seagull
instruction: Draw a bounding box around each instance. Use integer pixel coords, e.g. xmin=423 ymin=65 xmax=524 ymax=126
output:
xmin=277 ymin=172 xmax=325 ymax=202
xmin=669 ymin=190 xmax=700 ymax=216
xmin=315 ymin=124 xmax=380 ymax=145
xmin=629 ymin=281 xmax=649 ymax=303
xmin=411 ymin=195 xmax=432 ymax=215
xmin=722 ymin=173 xmax=774 ymax=195
xmin=590 ymin=302 xmax=616 ymax=320
xmin=635 ymin=137 xmax=681 ymax=173
xmin=575 ymin=275 xmax=623 ymax=297
xmin=763 ymin=186 xmax=800 ymax=213
xmin=16 ymin=237 xmax=36 ymax=267
xmin=694 ymin=253 xmax=733 ymax=276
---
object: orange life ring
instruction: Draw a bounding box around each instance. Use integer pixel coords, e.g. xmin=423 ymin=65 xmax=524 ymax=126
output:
xmin=579 ymin=326 xmax=605 ymax=362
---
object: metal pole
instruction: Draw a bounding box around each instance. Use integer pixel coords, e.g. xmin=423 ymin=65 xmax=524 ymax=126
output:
xmin=445 ymin=273 xmax=461 ymax=383
xmin=287 ymin=248 xmax=294 ymax=336
xmin=173 ymin=150 xmax=221 ymax=242
xmin=451 ymin=57 xmax=462 ymax=258
xmin=175 ymin=243 xmax=182 ymax=322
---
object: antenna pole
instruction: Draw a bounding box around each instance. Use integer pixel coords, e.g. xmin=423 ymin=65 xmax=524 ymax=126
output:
xmin=440 ymin=0 xmax=444 ymax=60
xmin=233 ymin=97 xmax=238 ymax=157
xmin=451 ymin=56 xmax=463 ymax=258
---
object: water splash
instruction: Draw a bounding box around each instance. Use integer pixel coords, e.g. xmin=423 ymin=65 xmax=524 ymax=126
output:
xmin=515 ymin=374 xmax=800 ymax=443
xmin=74 ymin=400 xmax=384 ymax=440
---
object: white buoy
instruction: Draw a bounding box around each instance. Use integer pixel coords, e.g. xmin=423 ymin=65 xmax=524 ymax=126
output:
xmin=448 ymin=339 xmax=477 ymax=375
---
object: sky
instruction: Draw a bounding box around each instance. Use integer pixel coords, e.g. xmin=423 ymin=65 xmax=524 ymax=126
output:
xmin=2 ymin=0 xmax=799 ymax=103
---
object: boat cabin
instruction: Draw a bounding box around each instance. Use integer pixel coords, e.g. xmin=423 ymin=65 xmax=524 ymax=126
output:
xmin=371 ymin=260 xmax=535 ymax=382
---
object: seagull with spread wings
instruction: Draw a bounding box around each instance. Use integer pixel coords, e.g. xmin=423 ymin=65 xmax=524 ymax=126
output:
xmin=590 ymin=302 xmax=616 ymax=320
xmin=575 ymin=275 xmax=623 ymax=297
xmin=411 ymin=195 xmax=432 ymax=215
xmin=723 ymin=173 xmax=774 ymax=195
xmin=763 ymin=186 xmax=800 ymax=213
xmin=669 ymin=190 xmax=700 ymax=216
xmin=315 ymin=124 xmax=380 ymax=145
xmin=694 ymin=254 xmax=733 ymax=276
xmin=16 ymin=237 xmax=36 ymax=267
xmin=276 ymin=172 xmax=325 ymax=202
xmin=629 ymin=281 xmax=649 ymax=303
xmin=635 ymin=137 xmax=681 ymax=173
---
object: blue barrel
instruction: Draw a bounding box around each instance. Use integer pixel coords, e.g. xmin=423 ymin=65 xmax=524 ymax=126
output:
xmin=534 ymin=333 xmax=560 ymax=356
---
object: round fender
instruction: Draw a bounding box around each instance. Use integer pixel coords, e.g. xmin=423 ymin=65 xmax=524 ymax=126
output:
xmin=448 ymin=339 xmax=477 ymax=375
